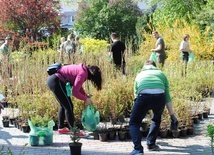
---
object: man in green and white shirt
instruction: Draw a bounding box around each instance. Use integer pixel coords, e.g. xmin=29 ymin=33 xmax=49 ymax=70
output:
xmin=129 ymin=60 xmax=178 ymax=155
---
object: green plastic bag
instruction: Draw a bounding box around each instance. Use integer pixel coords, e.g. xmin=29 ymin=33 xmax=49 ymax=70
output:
xmin=149 ymin=52 xmax=157 ymax=62
xmin=81 ymin=105 xmax=100 ymax=132
xmin=28 ymin=119 xmax=55 ymax=146
xmin=188 ymin=53 xmax=195 ymax=62
xmin=66 ymin=82 xmax=72 ymax=97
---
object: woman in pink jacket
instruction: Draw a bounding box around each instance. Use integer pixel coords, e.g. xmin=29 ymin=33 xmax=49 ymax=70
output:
xmin=47 ymin=63 xmax=102 ymax=134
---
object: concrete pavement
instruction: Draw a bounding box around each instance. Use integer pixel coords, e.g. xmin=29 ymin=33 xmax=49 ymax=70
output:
xmin=0 ymin=114 xmax=214 ymax=155
xmin=0 ymin=97 xmax=214 ymax=155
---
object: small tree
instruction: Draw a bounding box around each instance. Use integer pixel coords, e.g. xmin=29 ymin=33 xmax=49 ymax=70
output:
xmin=0 ymin=0 xmax=61 ymax=41
xmin=70 ymin=125 xmax=81 ymax=144
xmin=74 ymin=0 xmax=142 ymax=41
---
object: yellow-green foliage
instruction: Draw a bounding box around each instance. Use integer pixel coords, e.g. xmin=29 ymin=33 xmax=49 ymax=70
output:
xmin=79 ymin=38 xmax=110 ymax=55
xmin=30 ymin=113 xmax=52 ymax=127
xmin=139 ymin=19 xmax=214 ymax=62
xmin=3 ymin=31 xmax=214 ymax=125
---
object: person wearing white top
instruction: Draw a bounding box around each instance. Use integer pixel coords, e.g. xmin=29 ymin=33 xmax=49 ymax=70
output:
xmin=179 ymin=34 xmax=192 ymax=62
xmin=179 ymin=34 xmax=192 ymax=76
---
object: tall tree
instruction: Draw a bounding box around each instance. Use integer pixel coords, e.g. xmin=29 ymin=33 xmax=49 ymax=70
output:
xmin=144 ymin=0 xmax=205 ymax=26
xmin=195 ymin=0 xmax=214 ymax=37
xmin=0 ymin=0 xmax=61 ymax=40
xmin=74 ymin=0 xmax=142 ymax=41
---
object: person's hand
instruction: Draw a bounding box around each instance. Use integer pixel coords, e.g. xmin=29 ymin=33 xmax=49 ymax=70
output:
xmin=170 ymin=114 xmax=178 ymax=130
xmin=85 ymin=98 xmax=93 ymax=105
xmin=87 ymin=94 xmax=93 ymax=98
xmin=170 ymin=114 xmax=178 ymax=123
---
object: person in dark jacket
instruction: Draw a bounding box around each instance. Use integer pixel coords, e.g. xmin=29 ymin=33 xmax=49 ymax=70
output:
xmin=151 ymin=31 xmax=166 ymax=67
xmin=109 ymin=33 xmax=126 ymax=75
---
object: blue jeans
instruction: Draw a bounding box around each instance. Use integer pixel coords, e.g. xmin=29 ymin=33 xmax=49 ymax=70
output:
xmin=129 ymin=93 xmax=166 ymax=150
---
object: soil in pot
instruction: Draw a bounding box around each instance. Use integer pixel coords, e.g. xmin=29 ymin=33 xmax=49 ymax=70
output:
xmin=192 ymin=117 xmax=199 ymax=124
xmin=180 ymin=127 xmax=187 ymax=137
xmin=171 ymin=129 xmax=180 ymax=138
xmin=99 ymin=133 xmax=108 ymax=142
xmin=107 ymin=128 xmax=117 ymax=140
xmin=118 ymin=130 xmax=127 ymax=141
xmin=159 ymin=129 xmax=168 ymax=138
xmin=22 ymin=124 xmax=30 ymax=133
xmin=2 ymin=120 xmax=9 ymax=127
xmin=203 ymin=111 xmax=208 ymax=118
xmin=110 ymin=117 xmax=117 ymax=125
xmin=69 ymin=142 xmax=82 ymax=155
xmin=187 ymin=126 xmax=194 ymax=135
xmin=9 ymin=118 xmax=16 ymax=125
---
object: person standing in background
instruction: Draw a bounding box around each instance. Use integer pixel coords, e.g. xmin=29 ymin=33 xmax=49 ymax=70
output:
xmin=179 ymin=34 xmax=192 ymax=76
xmin=0 ymin=35 xmax=13 ymax=78
xmin=58 ymin=37 xmax=66 ymax=52
xmin=109 ymin=33 xmax=126 ymax=75
xmin=75 ymin=36 xmax=84 ymax=54
xmin=58 ymin=37 xmax=66 ymax=62
xmin=151 ymin=31 xmax=166 ymax=67
xmin=60 ymin=34 xmax=76 ymax=64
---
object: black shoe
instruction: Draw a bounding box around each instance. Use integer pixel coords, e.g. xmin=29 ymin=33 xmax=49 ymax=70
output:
xmin=147 ymin=144 xmax=160 ymax=151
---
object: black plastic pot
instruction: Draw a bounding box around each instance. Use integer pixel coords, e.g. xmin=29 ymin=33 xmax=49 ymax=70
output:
xmin=2 ymin=120 xmax=9 ymax=127
xmin=69 ymin=142 xmax=82 ymax=155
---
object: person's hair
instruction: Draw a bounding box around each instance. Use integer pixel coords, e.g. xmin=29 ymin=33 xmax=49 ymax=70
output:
xmin=67 ymin=34 xmax=75 ymax=40
xmin=110 ymin=33 xmax=118 ymax=39
xmin=75 ymin=36 xmax=79 ymax=40
xmin=183 ymin=34 xmax=190 ymax=41
xmin=60 ymin=37 xmax=65 ymax=42
xmin=144 ymin=60 xmax=156 ymax=67
xmin=152 ymin=31 xmax=158 ymax=35
xmin=87 ymin=65 xmax=102 ymax=91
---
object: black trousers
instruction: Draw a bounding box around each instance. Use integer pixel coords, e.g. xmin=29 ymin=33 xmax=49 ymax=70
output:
xmin=47 ymin=74 xmax=74 ymax=129
xmin=182 ymin=52 xmax=189 ymax=62
xmin=115 ymin=62 xmax=126 ymax=75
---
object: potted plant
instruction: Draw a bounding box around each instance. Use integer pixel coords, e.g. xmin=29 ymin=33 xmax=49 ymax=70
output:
xmin=2 ymin=115 xmax=9 ymax=127
xmin=117 ymin=115 xmax=128 ymax=141
xmin=28 ymin=113 xmax=54 ymax=146
xmin=98 ymin=127 xmax=109 ymax=142
xmin=69 ymin=125 xmax=82 ymax=155
xmin=207 ymin=124 xmax=214 ymax=155
xmin=159 ymin=120 xmax=169 ymax=138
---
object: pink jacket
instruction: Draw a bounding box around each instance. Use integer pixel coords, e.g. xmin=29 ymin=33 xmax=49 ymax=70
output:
xmin=55 ymin=63 xmax=88 ymax=101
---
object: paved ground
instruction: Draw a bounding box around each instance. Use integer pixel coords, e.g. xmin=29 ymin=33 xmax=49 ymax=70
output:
xmin=0 ymin=97 xmax=214 ymax=155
